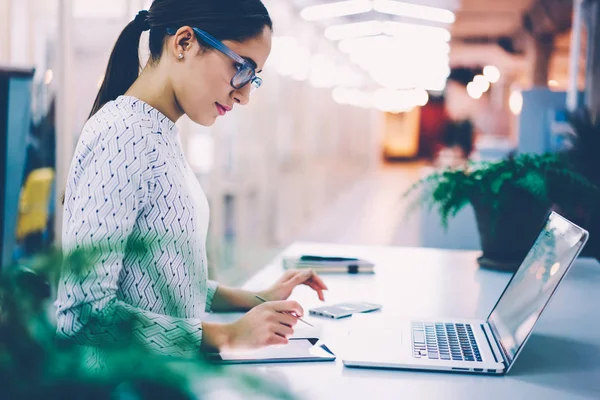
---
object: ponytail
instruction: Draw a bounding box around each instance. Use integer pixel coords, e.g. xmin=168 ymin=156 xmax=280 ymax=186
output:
xmin=88 ymin=11 xmax=151 ymax=118
xmin=88 ymin=0 xmax=273 ymax=118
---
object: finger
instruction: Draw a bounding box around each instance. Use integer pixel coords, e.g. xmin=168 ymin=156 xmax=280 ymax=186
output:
xmin=302 ymin=280 xmax=326 ymax=301
xmin=271 ymin=322 xmax=294 ymax=338
xmin=303 ymin=280 xmax=322 ymax=292
xmin=287 ymin=269 xmax=314 ymax=287
xmin=271 ymin=300 xmax=304 ymax=317
xmin=308 ymin=273 xmax=329 ymax=290
xmin=317 ymin=289 xmax=325 ymax=302
xmin=281 ymin=270 xmax=304 ymax=285
xmin=268 ymin=334 xmax=288 ymax=346
xmin=276 ymin=312 xmax=298 ymax=327
xmin=280 ymin=270 xmax=296 ymax=282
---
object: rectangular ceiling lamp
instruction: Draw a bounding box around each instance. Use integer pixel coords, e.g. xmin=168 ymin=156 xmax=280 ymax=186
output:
xmin=301 ymin=0 xmax=373 ymax=21
xmin=373 ymin=0 xmax=455 ymax=24
xmin=382 ymin=21 xmax=451 ymax=41
xmin=325 ymin=21 xmax=383 ymax=40
xmin=325 ymin=20 xmax=451 ymax=41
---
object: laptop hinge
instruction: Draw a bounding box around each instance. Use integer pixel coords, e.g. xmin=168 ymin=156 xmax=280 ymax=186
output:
xmin=481 ymin=323 xmax=508 ymax=367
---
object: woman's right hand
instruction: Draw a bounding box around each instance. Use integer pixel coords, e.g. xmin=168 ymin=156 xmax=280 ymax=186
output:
xmin=225 ymin=300 xmax=303 ymax=349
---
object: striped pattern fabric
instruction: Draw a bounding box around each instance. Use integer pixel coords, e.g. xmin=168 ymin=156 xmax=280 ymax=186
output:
xmin=55 ymin=96 xmax=218 ymax=362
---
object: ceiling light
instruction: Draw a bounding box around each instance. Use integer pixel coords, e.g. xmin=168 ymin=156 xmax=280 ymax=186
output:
xmin=325 ymin=20 xmax=451 ymax=41
xmin=373 ymin=0 xmax=455 ymax=24
xmin=325 ymin=21 xmax=382 ymax=40
xmin=417 ymin=89 xmax=429 ymax=106
xmin=548 ymin=79 xmax=559 ymax=88
xmin=271 ymin=36 xmax=300 ymax=76
xmin=332 ymin=87 xmax=351 ymax=105
xmin=382 ymin=21 xmax=451 ymax=42
xmin=422 ymin=80 xmax=448 ymax=92
xmin=332 ymin=87 xmax=373 ymax=108
xmin=291 ymin=44 xmax=312 ymax=81
xmin=473 ymin=75 xmax=490 ymax=92
xmin=374 ymin=88 xmax=425 ymax=113
xmin=509 ymin=90 xmax=523 ymax=115
xmin=44 ymin=69 xmax=54 ymax=85
xmin=338 ymin=35 xmax=451 ymax=54
xmin=483 ymin=65 xmax=500 ymax=83
xmin=301 ymin=0 xmax=373 ymax=21
xmin=368 ymin=64 xmax=450 ymax=90
xmin=337 ymin=66 xmax=365 ymax=88
xmin=310 ymin=54 xmax=339 ymax=88
xmin=332 ymin=87 xmax=430 ymax=111
xmin=467 ymin=82 xmax=483 ymax=99
xmin=301 ymin=0 xmax=455 ymax=24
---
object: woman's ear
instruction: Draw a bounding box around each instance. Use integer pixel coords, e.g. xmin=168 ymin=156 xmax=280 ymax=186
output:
xmin=171 ymin=26 xmax=195 ymax=59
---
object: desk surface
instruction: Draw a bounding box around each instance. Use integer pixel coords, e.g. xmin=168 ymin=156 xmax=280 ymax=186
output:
xmin=206 ymin=243 xmax=600 ymax=400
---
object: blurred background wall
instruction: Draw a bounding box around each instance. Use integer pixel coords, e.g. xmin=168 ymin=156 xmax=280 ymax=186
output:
xmin=0 ymin=0 xmax=596 ymax=284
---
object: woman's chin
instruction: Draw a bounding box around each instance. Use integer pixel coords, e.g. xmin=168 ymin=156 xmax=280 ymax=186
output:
xmin=190 ymin=115 xmax=217 ymax=127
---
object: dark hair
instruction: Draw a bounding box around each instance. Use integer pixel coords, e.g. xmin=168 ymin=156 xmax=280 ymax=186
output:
xmin=89 ymin=0 xmax=272 ymax=118
xmin=447 ymin=67 xmax=482 ymax=87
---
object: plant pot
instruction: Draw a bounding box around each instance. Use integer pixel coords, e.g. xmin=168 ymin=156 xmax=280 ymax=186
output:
xmin=471 ymin=193 xmax=550 ymax=272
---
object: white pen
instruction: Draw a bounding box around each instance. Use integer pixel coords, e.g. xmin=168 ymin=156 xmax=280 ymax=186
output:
xmin=255 ymin=295 xmax=314 ymax=327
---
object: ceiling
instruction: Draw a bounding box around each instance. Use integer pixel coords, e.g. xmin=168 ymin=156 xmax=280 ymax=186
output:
xmin=291 ymin=0 xmax=537 ymax=40
xmin=451 ymin=0 xmax=536 ymax=39
xmin=288 ymin=0 xmax=576 ymax=80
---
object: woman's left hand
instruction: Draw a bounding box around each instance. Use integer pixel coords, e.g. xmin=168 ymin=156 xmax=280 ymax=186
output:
xmin=260 ymin=269 xmax=329 ymax=302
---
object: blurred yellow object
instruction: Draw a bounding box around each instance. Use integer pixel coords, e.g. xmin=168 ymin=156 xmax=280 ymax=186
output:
xmin=382 ymin=107 xmax=421 ymax=160
xmin=17 ymin=168 xmax=55 ymax=240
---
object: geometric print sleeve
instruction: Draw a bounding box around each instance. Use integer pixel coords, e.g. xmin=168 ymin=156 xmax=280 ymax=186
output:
xmin=55 ymin=119 xmax=207 ymax=357
xmin=206 ymin=280 xmax=219 ymax=312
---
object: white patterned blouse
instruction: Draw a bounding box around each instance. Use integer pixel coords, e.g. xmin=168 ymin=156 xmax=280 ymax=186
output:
xmin=55 ymin=95 xmax=218 ymax=360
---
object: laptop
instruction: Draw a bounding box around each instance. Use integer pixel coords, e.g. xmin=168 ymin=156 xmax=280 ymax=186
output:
xmin=342 ymin=211 xmax=589 ymax=375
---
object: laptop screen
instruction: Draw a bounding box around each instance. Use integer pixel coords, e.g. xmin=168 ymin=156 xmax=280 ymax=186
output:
xmin=487 ymin=212 xmax=588 ymax=366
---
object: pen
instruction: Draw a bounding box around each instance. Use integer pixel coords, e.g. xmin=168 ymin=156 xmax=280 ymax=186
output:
xmin=255 ymin=295 xmax=314 ymax=327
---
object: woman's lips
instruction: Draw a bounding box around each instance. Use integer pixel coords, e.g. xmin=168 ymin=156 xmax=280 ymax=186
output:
xmin=216 ymin=103 xmax=232 ymax=116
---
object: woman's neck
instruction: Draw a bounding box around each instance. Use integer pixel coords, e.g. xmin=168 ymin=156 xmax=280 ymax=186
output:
xmin=125 ymin=63 xmax=184 ymax=123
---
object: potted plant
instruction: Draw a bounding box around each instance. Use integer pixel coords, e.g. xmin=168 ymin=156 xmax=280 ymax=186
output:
xmin=551 ymin=108 xmax=600 ymax=260
xmin=0 ymin=242 xmax=294 ymax=400
xmin=405 ymin=152 xmax=599 ymax=271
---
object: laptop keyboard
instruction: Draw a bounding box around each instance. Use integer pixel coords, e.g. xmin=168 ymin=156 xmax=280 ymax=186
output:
xmin=412 ymin=322 xmax=482 ymax=362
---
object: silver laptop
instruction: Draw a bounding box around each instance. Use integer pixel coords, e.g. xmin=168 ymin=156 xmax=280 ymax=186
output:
xmin=343 ymin=211 xmax=589 ymax=375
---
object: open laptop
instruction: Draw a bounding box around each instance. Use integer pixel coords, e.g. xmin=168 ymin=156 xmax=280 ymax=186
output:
xmin=343 ymin=211 xmax=589 ymax=375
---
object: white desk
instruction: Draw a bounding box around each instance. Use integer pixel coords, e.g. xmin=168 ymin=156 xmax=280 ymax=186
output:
xmin=206 ymin=242 xmax=600 ymax=400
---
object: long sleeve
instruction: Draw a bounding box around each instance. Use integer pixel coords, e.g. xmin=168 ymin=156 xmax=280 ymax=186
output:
xmin=206 ymin=280 xmax=219 ymax=312
xmin=56 ymin=118 xmax=209 ymax=358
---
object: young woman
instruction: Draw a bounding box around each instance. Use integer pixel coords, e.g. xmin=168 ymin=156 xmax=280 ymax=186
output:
xmin=55 ymin=0 xmax=327 ymax=361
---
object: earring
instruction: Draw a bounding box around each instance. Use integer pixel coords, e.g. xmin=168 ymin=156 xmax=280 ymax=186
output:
xmin=178 ymin=53 xmax=184 ymax=59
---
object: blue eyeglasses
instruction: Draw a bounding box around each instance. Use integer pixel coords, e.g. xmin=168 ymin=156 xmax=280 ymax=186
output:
xmin=166 ymin=27 xmax=262 ymax=93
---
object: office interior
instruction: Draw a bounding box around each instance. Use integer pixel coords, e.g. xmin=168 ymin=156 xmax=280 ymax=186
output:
xmin=1 ymin=0 xmax=599 ymax=398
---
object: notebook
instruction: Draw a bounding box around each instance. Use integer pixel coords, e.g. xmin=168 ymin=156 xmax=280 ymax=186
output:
xmin=283 ymin=255 xmax=375 ymax=273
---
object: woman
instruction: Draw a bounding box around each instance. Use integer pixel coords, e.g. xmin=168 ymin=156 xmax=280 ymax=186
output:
xmin=55 ymin=0 xmax=327 ymax=361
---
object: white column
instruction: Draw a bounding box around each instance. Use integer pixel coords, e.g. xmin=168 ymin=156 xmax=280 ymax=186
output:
xmin=567 ymin=0 xmax=584 ymax=111
xmin=0 ymin=0 xmax=10 ymax=63
xmin=55 ymin=0 xmax=75 ymax=243
xmin=8 ymin=0 xmax=33 ymax=65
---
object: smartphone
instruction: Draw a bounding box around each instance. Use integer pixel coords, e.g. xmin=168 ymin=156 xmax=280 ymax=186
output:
xmin=309 ymin=302 xmax=382 ymax=319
